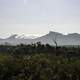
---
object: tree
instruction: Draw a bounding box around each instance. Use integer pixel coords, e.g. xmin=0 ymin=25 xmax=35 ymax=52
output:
xmin=52 ymin=33 xmax=58 ymax=55
xmin=52 ymin=33 xmax=58 ymax=48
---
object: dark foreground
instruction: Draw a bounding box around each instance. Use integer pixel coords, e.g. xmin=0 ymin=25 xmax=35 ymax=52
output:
xmin=0 ymin=44 xmax=80 ymax=80
xmin=0 ymin=53 xmax=80 ymax=80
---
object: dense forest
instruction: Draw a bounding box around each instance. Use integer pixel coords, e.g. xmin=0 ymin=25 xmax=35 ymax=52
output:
xmin=0 ymin=42 xmax=80 ymax=80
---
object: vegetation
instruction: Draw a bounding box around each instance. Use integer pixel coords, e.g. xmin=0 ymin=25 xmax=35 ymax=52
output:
xmin=0 ymin=42 xmax=80 ymax=80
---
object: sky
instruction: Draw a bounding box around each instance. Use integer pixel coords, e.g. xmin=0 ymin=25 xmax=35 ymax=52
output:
xmin=0 ymin=0 xmax=80 ymax=38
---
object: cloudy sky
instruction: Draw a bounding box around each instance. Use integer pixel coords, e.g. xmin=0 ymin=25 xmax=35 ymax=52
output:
xmin=0 ymin=0 xmax=80 ymax=37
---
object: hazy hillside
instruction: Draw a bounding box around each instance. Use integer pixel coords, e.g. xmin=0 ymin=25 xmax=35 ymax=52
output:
xmin=0 ymin=31 xmax=80 ymax=45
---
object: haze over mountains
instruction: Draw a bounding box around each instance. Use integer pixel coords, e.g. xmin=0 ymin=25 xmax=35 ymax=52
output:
xmin=0 ymin=31 xmax=80 ymax=45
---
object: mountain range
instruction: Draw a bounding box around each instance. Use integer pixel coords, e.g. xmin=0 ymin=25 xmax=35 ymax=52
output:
xmin=0 ymin=31 xmax=80 ymax=45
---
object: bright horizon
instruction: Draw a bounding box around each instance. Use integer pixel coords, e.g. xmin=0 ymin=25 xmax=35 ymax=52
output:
xmin=0 ymin=0 xmax=80 ymax=38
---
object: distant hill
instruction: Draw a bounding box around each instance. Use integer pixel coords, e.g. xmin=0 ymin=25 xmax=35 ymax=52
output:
xmin=0 ymin=31 xmax=80 ymax=45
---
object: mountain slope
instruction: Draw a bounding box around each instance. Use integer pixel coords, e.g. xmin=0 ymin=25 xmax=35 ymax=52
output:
xmin=0 ymin=31 xmax=80 ymax=45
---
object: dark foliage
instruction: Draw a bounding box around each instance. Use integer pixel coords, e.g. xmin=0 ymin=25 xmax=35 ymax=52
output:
xmin=0 ymin=43 xmax=80 ymax=79
xmin=0 ymin=42 xmax=80 ymax=57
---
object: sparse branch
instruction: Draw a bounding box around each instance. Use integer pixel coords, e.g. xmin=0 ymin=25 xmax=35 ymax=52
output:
xmin=53 ymin=33 xmax=58 ymax=48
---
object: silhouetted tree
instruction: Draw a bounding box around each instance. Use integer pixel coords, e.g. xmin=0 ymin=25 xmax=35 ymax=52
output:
xmin=52 ymin=33 xmax=58 ymax=55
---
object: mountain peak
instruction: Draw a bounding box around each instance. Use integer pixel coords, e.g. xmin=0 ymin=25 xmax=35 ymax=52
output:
xmin=6 ymin=34 xmax=38 ymax=40
xmin=7 ymin=34 xmax=17 ymax=39
xmin=49 ymin=31 xmax=63 ymax=35
xmin=49 ymin=31 xmax=56 ymax=34
xmin=68 ymin=33 xmax=80 ymax=36
xmin=17 ymin=34 xmax=38 ymax=39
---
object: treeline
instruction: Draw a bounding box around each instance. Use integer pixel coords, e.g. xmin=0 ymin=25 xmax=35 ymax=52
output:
xmin=0 ymin=42 xmax=80 ymax=57
xmin=0 ymin=42 xmax=80 ymax=79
